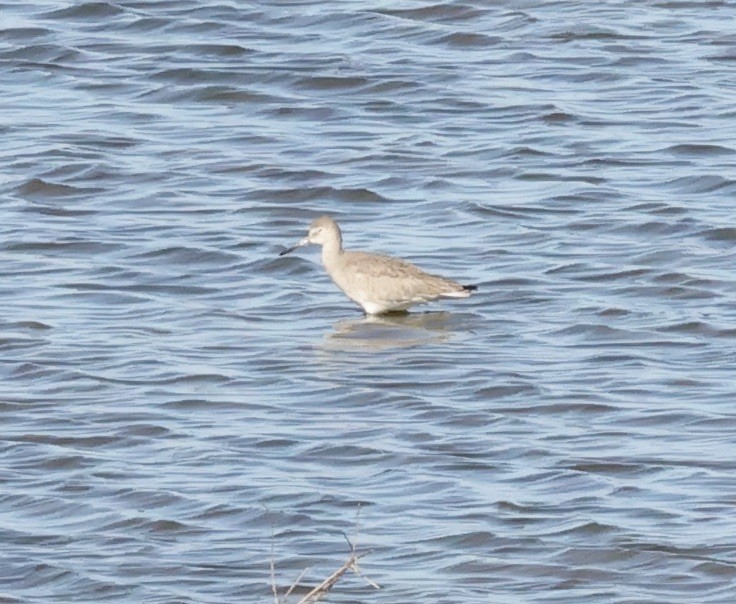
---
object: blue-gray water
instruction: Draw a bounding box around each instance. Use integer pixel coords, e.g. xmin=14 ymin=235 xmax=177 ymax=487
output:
xmin=2 ymin=1 xmax=736 ymax=602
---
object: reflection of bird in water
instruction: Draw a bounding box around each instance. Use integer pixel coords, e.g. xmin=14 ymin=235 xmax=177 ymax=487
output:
xmin=280 ymin=216 xmax=477 ymax=315
xmin=325 ymin=311 xmax=473 ymax=351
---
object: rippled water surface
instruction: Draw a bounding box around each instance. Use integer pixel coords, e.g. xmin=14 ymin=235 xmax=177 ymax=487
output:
xmin=3 ymin=1 xmax=736 ymax=602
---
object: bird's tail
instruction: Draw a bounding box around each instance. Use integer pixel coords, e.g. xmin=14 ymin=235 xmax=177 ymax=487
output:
xmin=441 ymin=284 xmax=477 ymax=299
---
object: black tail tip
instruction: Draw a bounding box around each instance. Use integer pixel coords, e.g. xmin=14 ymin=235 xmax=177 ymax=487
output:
xmin=463 ymin=284 xmax=478 ymax=292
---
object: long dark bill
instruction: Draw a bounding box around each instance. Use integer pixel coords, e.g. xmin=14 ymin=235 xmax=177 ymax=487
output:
xmin=279 ymin=246 xmax=298 ymax=256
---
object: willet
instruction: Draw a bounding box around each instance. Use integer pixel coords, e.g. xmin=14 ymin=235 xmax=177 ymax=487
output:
xmin=280 ymin=215 xmax=477 ymax=314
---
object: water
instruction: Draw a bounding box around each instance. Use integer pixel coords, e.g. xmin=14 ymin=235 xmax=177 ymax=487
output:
xmin=2 ymin=1 xmax=736 ymax=602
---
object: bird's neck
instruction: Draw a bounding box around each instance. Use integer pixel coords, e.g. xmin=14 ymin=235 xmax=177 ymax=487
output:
xmin=321 ymin=237 xmax=343 ymax=270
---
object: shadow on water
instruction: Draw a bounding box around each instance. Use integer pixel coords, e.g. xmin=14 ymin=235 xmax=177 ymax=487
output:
xmin=322 ymin=311 xmax=477 ymax=351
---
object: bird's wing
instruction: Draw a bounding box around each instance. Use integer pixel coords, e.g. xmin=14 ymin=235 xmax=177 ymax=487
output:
xmin=343 ymin=252 xmax=459 ymax=301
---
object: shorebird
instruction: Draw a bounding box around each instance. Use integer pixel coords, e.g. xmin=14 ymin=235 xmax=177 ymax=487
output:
xmin=280 ymin=216 xmax=477 ymax=314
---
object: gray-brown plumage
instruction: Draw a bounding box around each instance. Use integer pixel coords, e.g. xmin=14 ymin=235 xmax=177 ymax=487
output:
xmin=280 ymin=216 xmax=477 ymax=314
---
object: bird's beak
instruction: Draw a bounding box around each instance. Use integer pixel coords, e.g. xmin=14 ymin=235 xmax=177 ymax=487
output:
xmin=279 ymin=236 xmax=309 ymax=256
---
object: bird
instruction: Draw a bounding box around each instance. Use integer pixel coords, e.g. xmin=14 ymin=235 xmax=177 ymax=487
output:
xmin=279 ymin=215 xmax=477 ymax=315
